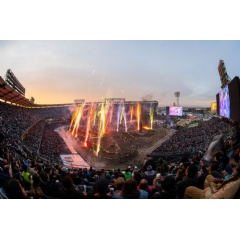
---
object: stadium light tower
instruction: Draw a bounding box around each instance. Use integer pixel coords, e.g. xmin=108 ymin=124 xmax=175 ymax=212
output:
xmin=218 ymin=60 xmax=231 ymax=89
xmin=174 ymin=92 xmax=180 ymax=106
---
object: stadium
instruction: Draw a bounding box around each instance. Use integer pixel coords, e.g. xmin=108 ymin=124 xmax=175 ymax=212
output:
xmin=1 ymin=60 xmax=240 ymax=199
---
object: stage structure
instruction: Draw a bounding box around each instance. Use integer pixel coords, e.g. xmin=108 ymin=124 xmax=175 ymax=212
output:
xmin=218 ymin=60 xmax=231 ymax=89
xmin=105 ymin=98 xmax=125 ymax=104
xmin=174 ymin=92 xmax=180 ymax=106
xmin=74 ymin=99 xmax=85 ymax=104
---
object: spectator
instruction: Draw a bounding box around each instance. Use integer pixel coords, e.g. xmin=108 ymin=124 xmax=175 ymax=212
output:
xmin=160 ymin=160 xmax=169 ymax=176
xmin=151 ymin=176 xmax=177 ymax=199
xmin=176 ymin=163 xmax=198 ymax=198
xmin=115 ymin=178 xmax=148 ymax=199
xmin=0 ymin=163 xmax=11 ymax=187
xmin=124 ymin=168 xmax=132 ymax=180
xmin=56 ymin=175 xmax=85 ymax=199
xmin=209 ymin=162 xmax=224 ymax=179
xmin=4 ymin=178 xmax=29 ymax=199
xmin=184 ymin=164 xmax=240 ymax=199
xmin=29 ymin=173 xmax=47 ymax=199
xmin=138 ymin=178 xmax=152 ymax=196
xmin=175 ymin=168 xmax=185 ymax=183
xmin=143 ymin=157 xmax=156 ymax=171
xmin=142 ymin=165 xmax=156 ymax=185
xmin=222 ymin=165 xmax=233 ymax=180
xmin=132 ymin=170 xmax=142 ymax=185
xmin=113 ymin=177 xmax=125 ymax=198
xmin=39 ymin=170 xmax=61 ymax=198
xmin=115 ymin=168 xmax=125 ymax=179
xmin=92 ymin=178 xmax=112 ymax=199
xmin=148 ymin=174 xmax=163 ymax=198
xmin=21 ymin=162 xmax=32 ymax=190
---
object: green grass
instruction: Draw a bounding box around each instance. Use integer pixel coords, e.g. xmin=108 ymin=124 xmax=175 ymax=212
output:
xmin=177 ymin=120 xmax=203 ymax=130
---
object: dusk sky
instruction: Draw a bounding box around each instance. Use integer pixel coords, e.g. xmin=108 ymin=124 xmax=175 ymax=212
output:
xmin=0 ymin=40 xmax=239 ymax=107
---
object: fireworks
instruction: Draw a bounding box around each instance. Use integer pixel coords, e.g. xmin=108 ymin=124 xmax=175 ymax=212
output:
xmin=150 ymin=106 xmax=154 ymax=129
xmin=136 ymin=102 xmax=141 ymax=131
xmin=69 ymin=98 xmax=156 ymax=165
xmin=71 ymin=103 xmax=85 ymax=136
xmin=84 ymin=103 xmax=95 ymax=147
xmin=130 ymin=105 xmax=134 ymax=123
xmin=96 ymin=99 xmax=111 ymax=155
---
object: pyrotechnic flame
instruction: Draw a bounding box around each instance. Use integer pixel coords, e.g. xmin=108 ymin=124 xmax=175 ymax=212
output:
xmin=150 ymin=106 xmax=154 ymax=130
xmin=109 ymin=102 xmax=114 ymax=123
xmin=136 ymin=102 xmax=141 ymax=131
xmin=130 ymin=105 xmax=133 ymax=123
xmin=95 ymin=90 xmax=112 ymax=155
xmin=69 ymin=107 xmax=78 ymax=129
xmin=84 ymin=103 xmax=95 ymax=147
xmin=71 ymin=103 xmax=85 ymax=136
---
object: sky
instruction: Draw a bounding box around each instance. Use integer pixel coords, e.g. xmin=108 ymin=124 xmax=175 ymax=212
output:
xmin=0 ymin=40 xmax=239 ymax=107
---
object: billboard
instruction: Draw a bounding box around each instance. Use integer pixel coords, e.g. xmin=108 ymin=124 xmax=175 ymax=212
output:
xmin=169 ymin=106 xmax=182 ymax=116
xmin=5 ymin=69 xmax=25 ymax=96
xmin=216 ymin=76 xmax=240 ymax=122
xmin=211 ymin=102 xmax=217 ymax=112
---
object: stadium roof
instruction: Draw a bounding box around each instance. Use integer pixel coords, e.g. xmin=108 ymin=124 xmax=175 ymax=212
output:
xmin=0 ymin=76 xmax=74 ymax=108
xmin=0 ymin=76 xmax=35 ymax=107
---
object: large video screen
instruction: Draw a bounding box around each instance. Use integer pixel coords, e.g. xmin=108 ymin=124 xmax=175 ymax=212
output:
xmin=219 ymin=85 xmax=230 ymax=118
xmin=216 ymin=76 xmax=240 ymax=122
xmin=169 ymin=106 xmax=182 ymax=116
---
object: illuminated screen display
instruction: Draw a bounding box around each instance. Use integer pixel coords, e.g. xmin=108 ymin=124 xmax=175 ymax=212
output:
xmin=211 ymin=102 xmax=217 ymax=112
xmin=219 ymin=86 xmax=230 ymax=118
xmin=169 ymin=106 xmax=182 ymax=116
xmin=216 ymin=77 xmax=240 ymax=122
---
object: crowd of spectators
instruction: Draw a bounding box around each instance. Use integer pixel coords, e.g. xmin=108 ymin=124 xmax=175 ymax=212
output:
xmin=23 ymin=120 xmax=46 ymax=155
xmin=0 ymin=101 xmax=72 ymax=160
xmin=1 ymin=130 xmax=240 ymax=199
xmin=1 ymin=143 xmax=240 ymax=199
xmin=40 ymin=122 xmax=72 ymax=162
xmin=151 ymin=117 xmax=235 ymax=155
xmin=1 ymin=101 xmax=240 ymax=199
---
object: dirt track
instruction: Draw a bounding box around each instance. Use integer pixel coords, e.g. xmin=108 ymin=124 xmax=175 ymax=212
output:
xmin=59 ymin=126 xmax=175 ymax=170
xmin=84 ymin=127 xmax=175 ymax=170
